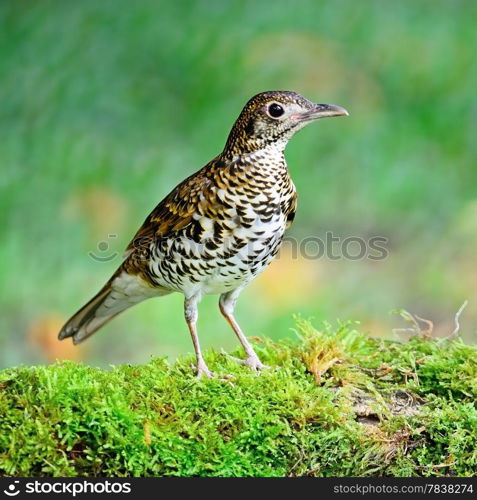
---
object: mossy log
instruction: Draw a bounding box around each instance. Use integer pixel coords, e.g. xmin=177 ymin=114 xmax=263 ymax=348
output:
xmin=0 ymin=320 xmax=475 ymax=477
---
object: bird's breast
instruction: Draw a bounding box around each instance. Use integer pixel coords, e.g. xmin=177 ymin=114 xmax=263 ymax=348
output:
xmin=147 ymin=204 xmax=287 ymax=295
xmin=145 ymin=162 xmax=296 ymax=295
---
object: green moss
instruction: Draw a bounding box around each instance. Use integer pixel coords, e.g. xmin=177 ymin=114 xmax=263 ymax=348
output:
xmin=0 ymin=320 xmax=475 ymax=477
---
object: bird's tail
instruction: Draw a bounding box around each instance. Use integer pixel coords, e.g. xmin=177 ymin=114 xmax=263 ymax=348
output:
xmin=59 ymin=267 xmax=138 ymax=344
xmin=59 ymin=269 xmax=170 ymax=344
xmin=58 ymin=281 xmax=123 ymax=345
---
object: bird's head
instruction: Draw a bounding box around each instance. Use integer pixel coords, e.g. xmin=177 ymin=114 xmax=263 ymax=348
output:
xmin=224 ymin=90 xmax=349 ymax=156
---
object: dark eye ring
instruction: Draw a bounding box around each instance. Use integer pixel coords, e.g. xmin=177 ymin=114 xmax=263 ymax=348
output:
xmin=268 ymin=102 xmax=285 ymax=118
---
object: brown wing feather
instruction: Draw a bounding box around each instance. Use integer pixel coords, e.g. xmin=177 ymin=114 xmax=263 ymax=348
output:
xmin=123 ymin=162 xmax=220 ymax=275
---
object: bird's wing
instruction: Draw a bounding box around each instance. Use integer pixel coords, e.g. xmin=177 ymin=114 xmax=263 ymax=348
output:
xmin=122 ymin=164 xmax=220 ymax=269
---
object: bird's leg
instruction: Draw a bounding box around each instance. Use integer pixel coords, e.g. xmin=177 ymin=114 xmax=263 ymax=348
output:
xmin=219 ymin=290 xmax=270 ymax=372
xmin=184 ymin=295 xmax=214 ymax=379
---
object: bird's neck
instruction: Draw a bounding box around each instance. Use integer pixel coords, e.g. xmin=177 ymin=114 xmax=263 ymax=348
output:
xmin=222 ymin=125 xmax=291 ymax=157
xmin=221 ymin=142 xmax=287 ymax=166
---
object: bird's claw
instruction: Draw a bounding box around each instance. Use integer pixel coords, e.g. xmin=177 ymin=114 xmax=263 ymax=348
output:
xmin=191 ymin=361 xmax=215 ymax=379
xmin=225 ymin=353 xmax=270 ymax=372
xmin=191 ymin=362 xmax=235 ymax=384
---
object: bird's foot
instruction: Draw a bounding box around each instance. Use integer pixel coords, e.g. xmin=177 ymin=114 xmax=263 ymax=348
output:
xmin=192 ymin=361 xmax=234 ymax=384
xmin=225 ymin=353 xmax=270 ymax=372
xmin=192 ymin=361 xmax=215 ymax=379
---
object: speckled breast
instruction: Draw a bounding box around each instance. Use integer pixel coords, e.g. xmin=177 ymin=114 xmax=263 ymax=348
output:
xmin=146 ymin=158 xmax=295 ymax=296
xmin=148 ymin=199 xmax=288 ymax=295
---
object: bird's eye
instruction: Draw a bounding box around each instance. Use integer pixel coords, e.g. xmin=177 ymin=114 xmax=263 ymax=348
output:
xmin=267 ymin=102 xmax=285 ymax=118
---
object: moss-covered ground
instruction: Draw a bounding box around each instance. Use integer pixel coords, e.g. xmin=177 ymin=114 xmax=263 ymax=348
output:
xmin=0 ymin=320 xmax=475 ymax=477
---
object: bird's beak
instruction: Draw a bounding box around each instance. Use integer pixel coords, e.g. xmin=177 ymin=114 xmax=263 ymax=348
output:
xmin=297 ymin=103 xmax=349 ymax=121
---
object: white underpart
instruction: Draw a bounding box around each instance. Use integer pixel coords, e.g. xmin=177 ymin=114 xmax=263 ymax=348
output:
xmin=96 ymin=272 xmax=163 ymax=317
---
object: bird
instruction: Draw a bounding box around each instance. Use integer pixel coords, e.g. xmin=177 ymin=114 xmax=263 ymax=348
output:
xmin=58 ymin=91 xmax=348 ymax=378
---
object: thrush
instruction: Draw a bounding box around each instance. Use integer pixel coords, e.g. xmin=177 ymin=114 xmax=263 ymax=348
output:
xmin=58 ymin=91 xmax=348 ymax=378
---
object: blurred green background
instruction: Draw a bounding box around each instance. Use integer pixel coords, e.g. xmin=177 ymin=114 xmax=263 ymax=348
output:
xmin=1 ymin=0 xmax=476 ymax=369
